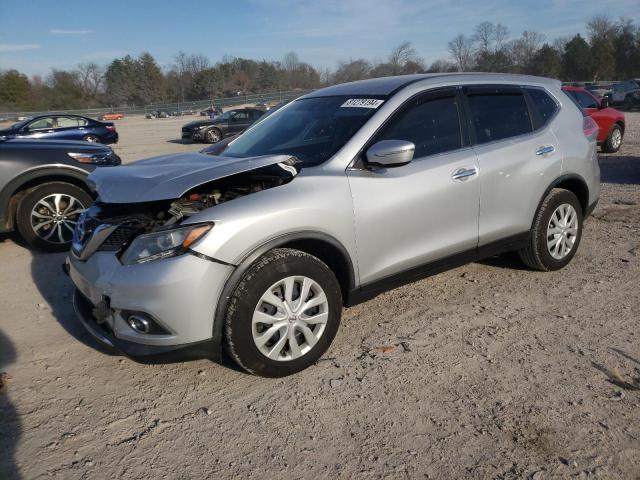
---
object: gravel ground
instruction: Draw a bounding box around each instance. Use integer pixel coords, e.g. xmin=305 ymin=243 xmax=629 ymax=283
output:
xmin=1 ymin=113 xmax=639 ymax=479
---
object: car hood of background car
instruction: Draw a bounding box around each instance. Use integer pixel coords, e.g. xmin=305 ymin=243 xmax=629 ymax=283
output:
xmin=88 ymin=152 xmax=296 ymax=203
xmin=183 ymin=119 xmax=220 ymax=129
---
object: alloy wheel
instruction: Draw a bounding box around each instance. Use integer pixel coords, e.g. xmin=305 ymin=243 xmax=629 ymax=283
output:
xmin=252 ymin=276 xmax=329 ymax=361
xmin=30 ymin=193 xmax=85 ymax=245
xmin=546 ymin=203 xmax=578 ymax=260
xmin=611 ymin=128 xmax=622 ymax=150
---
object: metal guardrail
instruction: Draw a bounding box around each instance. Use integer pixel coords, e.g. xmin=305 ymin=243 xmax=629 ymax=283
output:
xmin=0 ymin=89 xmax=313 ymax=121
xmin=0 ymin=80 xmax=629 ymax=121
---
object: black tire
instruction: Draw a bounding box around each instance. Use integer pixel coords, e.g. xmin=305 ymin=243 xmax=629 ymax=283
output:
xmin=518 ymin=188 xmax=583 ymax=271
xmin=82 ymin=135 xmax=101 ymax=143
xmin=225 ymin=248 xmax=342 ymax=377
xmin=204 ymin=128 xmax=222 ymax=144
xmin=16 ymin=182 xmax=92 ymax=252
xmin=602 ymin=124 xmax=623 ymax=153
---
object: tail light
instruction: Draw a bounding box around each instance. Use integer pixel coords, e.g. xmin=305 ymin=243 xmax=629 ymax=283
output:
xmin=582 ymin=116 xmax=598 ymax=140
xmin=106 ymin=125 xmax=115 ymax=131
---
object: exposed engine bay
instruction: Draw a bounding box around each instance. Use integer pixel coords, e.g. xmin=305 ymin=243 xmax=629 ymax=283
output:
xmin=73 ymin=159 xmax=300 ymax=258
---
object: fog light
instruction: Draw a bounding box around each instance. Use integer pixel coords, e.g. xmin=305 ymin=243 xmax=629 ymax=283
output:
xmin=122 ymin=310 xmax=170 ymax=335
xmin=127 ymin=315 xmax=151 ymax=334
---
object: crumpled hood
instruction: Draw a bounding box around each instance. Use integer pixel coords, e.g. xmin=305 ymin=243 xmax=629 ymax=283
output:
xmin=88 ymin=152 xmax=294 ymax=203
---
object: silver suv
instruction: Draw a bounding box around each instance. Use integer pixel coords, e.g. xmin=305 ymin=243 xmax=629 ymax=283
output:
xmin=66 ymin=73 xmax=600 ymax=377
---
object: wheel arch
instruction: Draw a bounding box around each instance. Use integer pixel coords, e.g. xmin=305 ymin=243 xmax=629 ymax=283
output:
xmin=533 ymin=174 xmax=590 ymax=226
xmin=0 ymin=167 xmax=91 ymax=232
xmin=210 ymin=231 xmax=356 ymax=360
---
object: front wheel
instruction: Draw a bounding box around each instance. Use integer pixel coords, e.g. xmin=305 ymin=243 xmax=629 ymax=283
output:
xmin=204 ymin=128 xmax=222 ymax=144
xmin=225 ymin=249 xmax=342 ymax=377
xmin=518 ymin=189 xmax=583 ymax=271
xmin=16 ymin=182 xmax=92 ymax=252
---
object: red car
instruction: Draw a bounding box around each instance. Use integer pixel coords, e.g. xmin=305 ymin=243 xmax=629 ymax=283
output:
xmin=562 ymin=86 xmax=625 ymax=153
xmin=98 ymin=113 xmax=124 ymax=121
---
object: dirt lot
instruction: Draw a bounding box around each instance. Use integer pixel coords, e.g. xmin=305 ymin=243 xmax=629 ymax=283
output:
xmin=1 ymin=114 xmax=639 ymax=480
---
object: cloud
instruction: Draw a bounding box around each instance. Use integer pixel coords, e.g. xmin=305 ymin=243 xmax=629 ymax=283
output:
xmin=49 ymin=29 xmax=94 ymax=35
xmin=0 ymin=44 xmax=40 ymax=53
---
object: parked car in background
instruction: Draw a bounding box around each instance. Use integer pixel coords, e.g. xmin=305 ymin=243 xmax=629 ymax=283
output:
xmin=170 ymin=111 xmax=183 ymax=117
xmin=563 ymin=86 xmax=625 ymax=153
xmin=181 ymin=108 xmax=264 ymax=143
xmin=0 ymin=114 xmax=118 ymax=144
xmin=98 ymin=113 xmax=124 ymax=121
xmin=606 ymin=79 xmax=640 ymax=110
xmin=200 ymin=101 xmax=291 ymax=156
xmin=67 ymin=74 xmax=600 ymax=377
xmin=0 ymin=137 xmax=120 ymax=250
xmin=156 ymin=111 xmax=170 ymax=118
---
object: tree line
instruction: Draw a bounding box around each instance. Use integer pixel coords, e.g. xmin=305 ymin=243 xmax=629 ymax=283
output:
xmin=1 ymin=15 xmax=639 ymax=112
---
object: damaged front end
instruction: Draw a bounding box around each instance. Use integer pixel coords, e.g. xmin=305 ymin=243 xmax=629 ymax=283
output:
xmin=72 ymin=157 xmax=300 ymax=262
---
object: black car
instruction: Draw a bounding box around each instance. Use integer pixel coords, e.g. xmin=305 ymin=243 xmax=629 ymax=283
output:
xmin=182 ymin=108 xmax=264 ymax=143
xmin=200 ymin=101 xmax=291 ymax=155
xmin=0 ymin=137 xmax=120 ymax=251
xmin=0 ymin=114 xmax=119 ymax=144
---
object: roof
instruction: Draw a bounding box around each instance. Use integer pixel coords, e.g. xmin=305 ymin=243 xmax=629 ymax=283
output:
xmin=305 ymin=73 xmax=559 ymax=98
xmin=306 ymin=74 xmax=439 ymax=97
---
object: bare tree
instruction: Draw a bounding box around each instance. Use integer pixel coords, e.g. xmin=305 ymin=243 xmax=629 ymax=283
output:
xmin=448 ymin=34 xmax=474 ymax=71
xmin=494 ymin=24 xmax=510 ymax=50
xmin=474 ymin=21 xmax=495 ymax=53
xmin=282 ymin=52 xmax=300 ymax=73
xmin=509 ymin=31 xmax=546 ymax=71
xmin=333 ymin=59 xmax=372 ymax=83
xmin=587 ymin=15 xmax=617 ymax=42
xmin=76 ymin=62 xmax=103 ymax=99
xmin=388 ymin=41 xmax=423 ymax=74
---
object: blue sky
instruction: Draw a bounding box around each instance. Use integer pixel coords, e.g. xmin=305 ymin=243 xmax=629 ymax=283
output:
xmin=1 ymin=0 xmax=639 ymax=76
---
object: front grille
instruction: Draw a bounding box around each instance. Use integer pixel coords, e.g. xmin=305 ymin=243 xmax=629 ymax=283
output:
xmin=97 ymin=226 xmax=141 ymax=251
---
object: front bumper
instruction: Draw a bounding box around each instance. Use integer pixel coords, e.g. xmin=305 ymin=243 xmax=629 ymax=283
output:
xmin=66 ymin=251 xmax=234 ymax=355
xmin=182 ymin=129 xmax=204 ymax=141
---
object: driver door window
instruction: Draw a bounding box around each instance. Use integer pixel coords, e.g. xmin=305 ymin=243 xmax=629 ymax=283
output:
xmin=28 ymin=117 xmax=55 ymax=130
xmin=376 ymin=94 xmax=462 ymax=158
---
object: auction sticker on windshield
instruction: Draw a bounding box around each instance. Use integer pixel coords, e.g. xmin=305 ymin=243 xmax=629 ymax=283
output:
xmin=341 ymin=98 xmax=385 ymax=108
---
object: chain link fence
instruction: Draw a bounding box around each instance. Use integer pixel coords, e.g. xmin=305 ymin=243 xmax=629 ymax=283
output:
xmin=0 ymin=89 xmax=313 ymax=121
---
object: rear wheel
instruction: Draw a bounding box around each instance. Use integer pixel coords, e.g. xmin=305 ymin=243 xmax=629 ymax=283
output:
xmin=225 ymin=248 xmax=342 ymax=377
xmin=602 ymin=124 xmax=623 ymax=153
xmin=518 ymin=189 xmax=583 ymax=271
xmin=16 ymin=182 xmax=91 ymax=252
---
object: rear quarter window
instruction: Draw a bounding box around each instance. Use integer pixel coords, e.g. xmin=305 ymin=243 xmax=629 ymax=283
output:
xmin=526 ymin=88 xmax=559 ymax=129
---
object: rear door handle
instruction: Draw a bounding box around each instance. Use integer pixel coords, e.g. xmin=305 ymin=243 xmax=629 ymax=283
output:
xmin=452 ymin=167 xmax=478 ymax=181
xmin=536 ymin=145 xmax=555 ymax=156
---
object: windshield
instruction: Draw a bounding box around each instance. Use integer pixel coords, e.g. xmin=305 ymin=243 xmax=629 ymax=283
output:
xmin=221 ymin=96 xmax=385 ymax=166
xmin=216 ymin=110 xmax=234 ymax=120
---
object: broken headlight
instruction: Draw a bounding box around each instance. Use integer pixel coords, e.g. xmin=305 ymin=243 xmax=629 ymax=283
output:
xmin=120 ymin=223 xmax=213 ymax=265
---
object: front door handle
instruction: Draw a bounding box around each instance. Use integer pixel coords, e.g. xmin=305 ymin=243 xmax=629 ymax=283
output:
xmin=452 ymin=167 xmax=478 ymax=181
xmin=536 ymin=145 xmax=555 ymax=156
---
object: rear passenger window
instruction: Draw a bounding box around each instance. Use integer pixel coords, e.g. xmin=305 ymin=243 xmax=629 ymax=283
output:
xmin=526 ymin=88 xmax=558 ymax=128
xmin=377 ymin=94 xmax=461 ymax=158
xmin=466 ymin=90 xmax=532 ymax=144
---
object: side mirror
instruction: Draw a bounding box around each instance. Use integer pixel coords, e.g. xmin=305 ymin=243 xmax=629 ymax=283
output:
xmin=366 ymin=140 xmax=415 ymax=168
xmin=599 ymin=97 xmax=609 ymax=109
